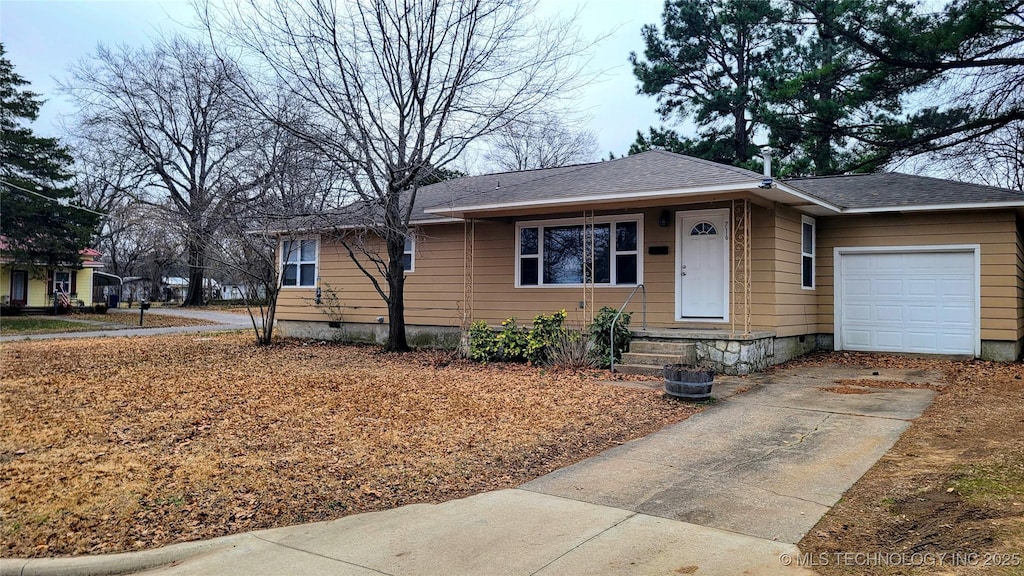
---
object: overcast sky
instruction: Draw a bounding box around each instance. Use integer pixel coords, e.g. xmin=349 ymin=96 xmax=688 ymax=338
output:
xmin=1 ymin=0 xmax=669 ymax=162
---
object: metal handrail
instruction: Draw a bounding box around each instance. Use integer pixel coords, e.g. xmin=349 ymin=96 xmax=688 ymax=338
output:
xmin=610 ymin=284 xmax=646 ymax=372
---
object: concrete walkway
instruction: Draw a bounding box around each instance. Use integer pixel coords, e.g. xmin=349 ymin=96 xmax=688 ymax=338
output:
xmin=0 ymin=365 xmax=941 ymax=576
xmin=0 ymin=307 xmax=252 ymax=343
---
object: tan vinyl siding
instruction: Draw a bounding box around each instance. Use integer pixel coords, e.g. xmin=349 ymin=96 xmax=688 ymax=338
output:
xmin=276 ymin=226 xmax=467 ymax=325
xmin=1017 ymin=218 xmax=1024 ymax=340
xmin=815 ymin=210 xmax=1020 ymax=342
xmin=277 ymin=202 xmax=772 ymax=330
xmin=769 ymin=205 xmax=818 ymax=338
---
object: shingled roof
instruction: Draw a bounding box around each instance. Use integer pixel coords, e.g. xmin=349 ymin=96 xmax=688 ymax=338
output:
xmin=785 ymin=172 xmax=1024 ymax=211
xmin=274 ymin=153 xmax=1024 ymax=233
xmin=419 ymin=150 xmax=776 ymax=218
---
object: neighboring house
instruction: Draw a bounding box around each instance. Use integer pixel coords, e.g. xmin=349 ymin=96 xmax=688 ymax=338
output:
xmin=274 ymin=150 xmax=1024 ymax=373
xmin=1 ymin=247 xmax=105 ymax=309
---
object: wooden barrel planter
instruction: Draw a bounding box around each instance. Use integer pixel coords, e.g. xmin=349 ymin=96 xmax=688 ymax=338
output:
xmin=664 ymin=364 xmax=714 ymax=400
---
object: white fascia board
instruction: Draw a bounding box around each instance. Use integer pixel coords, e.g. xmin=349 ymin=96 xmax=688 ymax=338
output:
xmin=424 ymin=181 xmax=843 ymax=216
xmin=261 ymin=217 xmax=462 ymax=236
xmin=840 ymin=201 xmax=1024 ymax=214
xmin=771 ymin=182 xmax=843 ymax=213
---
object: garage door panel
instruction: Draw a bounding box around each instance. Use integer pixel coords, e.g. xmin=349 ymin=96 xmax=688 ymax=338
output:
xmin=843 ymin=304 xmax=872 ymax=322
xmin=941 ymin=305 xmax=975 ymax=325
xmin=907 ymin=306 xmax=937 ymax=323
xmin=906 ymin=332 xmax=938 ymax=350
xmin=844 ymin=329 xmax=873 ymax=347
xmin=844 ymin=278 xmax=872 ymax=294
xmin=875 ymin=331 xmax=906 ymax=348
xmin=907 ymin=279 xmax=937 ymax=296
xmin=941 ymin=278 xmax=973 ymax=297
xmin=875 ymin=305 xmax=903 ymax=322
xmin=940 ymin=333 xmax=976 ymax=351
xmin=875 ymin=279 xmax=904 ymax=296
xmin=838 ymin=250 xmax=977 ymax=356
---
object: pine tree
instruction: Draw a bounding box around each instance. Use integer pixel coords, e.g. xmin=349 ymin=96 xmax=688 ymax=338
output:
xmin=757 ymin=0 xmax=909 ymax=175
xmin=630 ymin=0 xmax=787 ymax=167
xmin=1 ymin=44 xmax=98 ymax=270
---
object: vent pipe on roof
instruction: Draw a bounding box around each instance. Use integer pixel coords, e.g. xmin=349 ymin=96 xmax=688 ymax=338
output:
xmin=759 ymin=146 xmax=774 ymax=189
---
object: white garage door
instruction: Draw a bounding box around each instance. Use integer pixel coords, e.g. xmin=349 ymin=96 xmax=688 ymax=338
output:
xmin=836 ymin=249 xmax=978 ymax=355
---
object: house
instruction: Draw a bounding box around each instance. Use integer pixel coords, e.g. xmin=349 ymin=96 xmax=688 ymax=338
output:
xmin=1 ymin=247 xmax=105 ymax=310
xmin=274 ymin=150 xmax=1024 ymax=373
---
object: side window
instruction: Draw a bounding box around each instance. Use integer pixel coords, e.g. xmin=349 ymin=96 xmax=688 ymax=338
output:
xmin=519 ymin=227 xmax=539 ymax=285
xmin=801 ymin=216 xmax=815 ymax=289
xmin=282 ymin=238 xmax=318 ymax=287
xmin=403 ymin=235 xmax=415 ymax=272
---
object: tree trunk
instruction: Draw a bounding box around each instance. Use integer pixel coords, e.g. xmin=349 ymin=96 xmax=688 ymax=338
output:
xmin=182 ymin=238 xmax=206 ymax=306
xmin=385 ymin=238 xmax=410 ymax=352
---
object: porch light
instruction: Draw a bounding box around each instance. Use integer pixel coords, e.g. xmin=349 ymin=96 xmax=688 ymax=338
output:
xmin=658 ymin=210 xmax=671 ymax=227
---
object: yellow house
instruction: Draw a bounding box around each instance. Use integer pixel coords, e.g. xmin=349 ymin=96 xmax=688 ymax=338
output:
xmin=1 ymin=248 xmax=104 ymax=309
xmin=273 ymin=151 xmax=1024 ymax=372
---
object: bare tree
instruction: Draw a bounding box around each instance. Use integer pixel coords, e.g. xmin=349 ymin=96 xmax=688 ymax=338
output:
xmin=201 ymin=0 xmax=591 ymax=351
xmin=938 ymin=120 xmax=1024 ymax=191
xmin=485 ymin=111 xmax=599 ymax=171
xmin=71 ymin=143 xmax=149 ymax=276
xmin=204 ymin=118 xmax=346 ymax=345
xmin=63 ymin=35 xmax=268 ymax=306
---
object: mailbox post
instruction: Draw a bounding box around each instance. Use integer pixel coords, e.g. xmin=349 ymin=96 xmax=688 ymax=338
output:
xmin=139 ymin=300 xmax=151 ymax=326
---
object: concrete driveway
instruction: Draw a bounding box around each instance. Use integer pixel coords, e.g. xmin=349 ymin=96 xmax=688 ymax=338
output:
xmin=3 ymin=364 xmax=941 ymax=576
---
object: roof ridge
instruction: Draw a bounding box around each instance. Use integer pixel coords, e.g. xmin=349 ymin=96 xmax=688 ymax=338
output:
xmin=642 ymin=149 xmax=764 ymax=180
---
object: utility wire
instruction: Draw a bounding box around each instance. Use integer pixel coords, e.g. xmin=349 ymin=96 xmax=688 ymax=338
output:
xmin=0 ymin=178 xmax=108 ymax=217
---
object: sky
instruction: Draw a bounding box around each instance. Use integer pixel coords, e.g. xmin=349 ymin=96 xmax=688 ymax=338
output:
xmin=0 ymin=0 xmax=669 ymax=161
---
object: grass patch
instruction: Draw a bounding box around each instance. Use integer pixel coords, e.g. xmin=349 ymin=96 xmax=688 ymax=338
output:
xmin=0 ymin=317 xmax=98 ymax=335
xmin=949 ymin=453 xmax=1024 ymax=503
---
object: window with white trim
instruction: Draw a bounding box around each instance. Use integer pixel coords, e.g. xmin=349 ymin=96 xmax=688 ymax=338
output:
xmin=516 ymin=215 xmax=642 ymax=287
xmin=402 ymin=235 xmax=415 ymax=272
xmin=281 ymin=238 xmax=318 ymax=287
xmin=54 ymin=271 xmax=71 ymax=294
xmin=801 ymin=216 xmax=815 ymax=289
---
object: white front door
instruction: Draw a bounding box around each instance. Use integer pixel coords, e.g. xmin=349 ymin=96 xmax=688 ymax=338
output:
xmin=677 ymin=210 xmax=729 ymax=320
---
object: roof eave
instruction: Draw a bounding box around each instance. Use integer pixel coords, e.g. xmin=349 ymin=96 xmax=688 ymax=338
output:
xmin=424 ymin=181 xmax=843 ymax=218
xmin=260 ymin=216 xmax=464 ymax=236
xmin=839 ymin=201 xmax=1024 ymax=214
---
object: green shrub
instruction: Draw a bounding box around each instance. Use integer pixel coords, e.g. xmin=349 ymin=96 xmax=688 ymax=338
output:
xmin=468 ymin=309 xmax=569 ymax=364
xmin=496 ymin=317 xmax=529 ymax=361
xmin=468 ymin=320 xmax=499 ymax=362
xmin=93 ymin=303 xmax=108 ymax=314
xmin=527 ymin=309 xmax=568 ymax=364
xmin=588 ymin=306 xmax=631 ymax=368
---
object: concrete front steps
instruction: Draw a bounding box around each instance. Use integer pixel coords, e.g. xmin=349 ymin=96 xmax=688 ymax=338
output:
xmin=615 ymin=339 xmax=696 ymax=376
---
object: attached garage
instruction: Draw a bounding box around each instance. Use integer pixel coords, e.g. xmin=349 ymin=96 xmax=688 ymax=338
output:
xmin=834 ymin=246 xmax=980 ymax=356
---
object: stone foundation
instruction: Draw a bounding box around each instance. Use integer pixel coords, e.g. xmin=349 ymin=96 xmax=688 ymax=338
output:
xmin=695 ymin=337 xmax=774 ymax=375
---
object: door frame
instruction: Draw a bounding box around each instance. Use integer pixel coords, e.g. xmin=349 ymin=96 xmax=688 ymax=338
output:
xmin=9 ymin=269 xmax=28 ymax=306
xmin=833 ymin=244 xmax=981 ymax=356
xmin=675 ymin=208 xmax=730 ymax=322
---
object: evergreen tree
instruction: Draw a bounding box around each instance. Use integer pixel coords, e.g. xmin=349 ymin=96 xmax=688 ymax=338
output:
xmin=791 ymin=0 xmax=1024 ymax=169
xmin=0 ymin=44 xmax=98 ymax=270
xmin=630 ymin=0 xmax=786 ymax=166
xmin=758 ymin=0 xmax=906 ymax=176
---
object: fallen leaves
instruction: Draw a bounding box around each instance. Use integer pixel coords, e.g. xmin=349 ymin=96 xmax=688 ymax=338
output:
xmin=0 ymin=334 xmax=699 ymax=558
xmin=796 ymin=352 xmax=1024 ymax=575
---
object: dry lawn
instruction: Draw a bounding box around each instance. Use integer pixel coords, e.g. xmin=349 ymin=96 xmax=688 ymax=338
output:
xmin=0 ymin=334 xmax=698 ymax=558
xmin=792 ymin=353 xmax=1024 ymax=575
xmin=73 ymin=313 xmax=221 ymax=329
